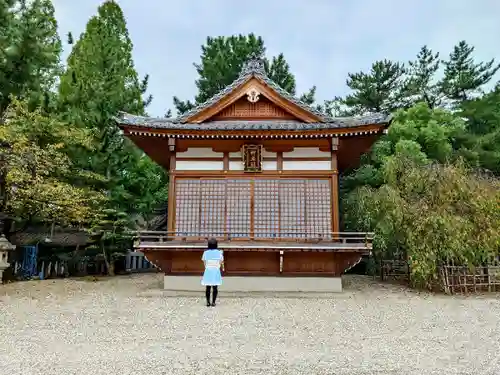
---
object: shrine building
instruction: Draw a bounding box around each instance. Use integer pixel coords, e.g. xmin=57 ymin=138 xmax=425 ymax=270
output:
xmin=115 ymin=55 xmax=391 ymax=292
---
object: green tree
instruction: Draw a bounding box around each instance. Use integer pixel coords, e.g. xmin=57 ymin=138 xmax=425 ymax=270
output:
xmin=344 ymin=158 xmax=500 ymax=290
xmin=57 ymin=0 xmax=167 ymax=222
xmin=173 ymin=34 xmax=317 ymax=115
xmin=455 ymin=85 xmax=500 ymax=174
xmin=0 ymin=99 xmax=105 ymax=227
xmin=342 ymin=103 xmax=465 ymax=193
xmin=439 ymin=41 xmax=500 ymax=104
xmin=338 ymin=60 xmax=406 ymax=115
xmin=89 ymin=208 xmax=134 ymax=275
xmin=0 ymin=0 xmax=61 ymax=116
xmin=402 ymin=45 xmax=441 ymax=108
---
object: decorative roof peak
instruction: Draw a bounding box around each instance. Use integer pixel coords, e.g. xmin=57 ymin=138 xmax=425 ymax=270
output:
xmin=240 ymin=53 xmax=266 ymax=76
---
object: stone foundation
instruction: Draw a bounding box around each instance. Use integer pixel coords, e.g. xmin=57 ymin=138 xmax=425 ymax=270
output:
xmin=164 ymin=275 xmax=343 ymax=293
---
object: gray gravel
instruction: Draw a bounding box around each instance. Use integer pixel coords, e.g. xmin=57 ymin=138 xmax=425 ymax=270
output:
xmin=1 ymin=274 xmax=499 ymax=375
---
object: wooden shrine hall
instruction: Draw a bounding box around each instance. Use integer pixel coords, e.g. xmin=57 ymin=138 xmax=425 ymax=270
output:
xmin=116 ymin=55 xmax=391 ymax=292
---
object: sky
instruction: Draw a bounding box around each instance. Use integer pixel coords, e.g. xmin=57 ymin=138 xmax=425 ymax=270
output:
xmin=52 ymin=0 xmax=500 ymax=117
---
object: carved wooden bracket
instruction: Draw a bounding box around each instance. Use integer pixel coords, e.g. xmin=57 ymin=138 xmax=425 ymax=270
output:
xmin=168 ymin=138 xmax=176 ymax=152
xmin=331 ymin=137 xmax=339 ymax=151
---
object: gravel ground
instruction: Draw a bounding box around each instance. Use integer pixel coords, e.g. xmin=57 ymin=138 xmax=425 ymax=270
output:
xmin=1 ymin=274 xmax=499 ymax=375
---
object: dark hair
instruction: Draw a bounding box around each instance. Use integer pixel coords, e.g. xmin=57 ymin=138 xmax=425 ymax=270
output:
xmin=207 ymin=238 xmax=218 ymax=249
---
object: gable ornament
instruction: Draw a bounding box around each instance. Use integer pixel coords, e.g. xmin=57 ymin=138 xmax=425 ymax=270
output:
xmin=245 ymin=87 xmax=260 ymax=103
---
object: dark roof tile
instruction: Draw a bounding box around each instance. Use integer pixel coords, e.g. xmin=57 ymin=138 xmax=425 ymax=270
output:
xmin=115 ymin=113 xmax=391 ymax=131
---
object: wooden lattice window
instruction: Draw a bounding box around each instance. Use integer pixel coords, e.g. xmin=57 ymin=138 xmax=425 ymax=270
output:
xmin=254 ymin=180 xmax=279 ymax=238
xmin=175 ymin=178 xmax=332 ymax=239
xmin=226 ymin=180 xmax=251 ymax=238
xmin=304 ymin=180 xmax=332 ymax=238
xmin=200 ymin=180 xmax=225 ymax=236
xmin=176 ymin=179 xmax=251 ymax=238
xmin=175 ymin=179 xmax=201 ymax=236
xmin=279 ymin=180 xmax=306 ymax=238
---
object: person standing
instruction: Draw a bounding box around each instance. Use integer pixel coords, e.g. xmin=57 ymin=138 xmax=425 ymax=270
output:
xmin=201 ymin=238 xmax=224 ymax=307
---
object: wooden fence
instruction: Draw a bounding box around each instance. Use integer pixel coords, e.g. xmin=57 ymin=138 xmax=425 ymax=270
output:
xmin=379 ymin=257 xmax=500 ymax=294
xmin=9 ymin=251 xmax=156 ymax=280
xmin=125 ymin=252 xmax=155 ymax=273
xmin=379 ymin=259 xmax=409 ymax=283
xmin=440 ymin=258 xmax=500 ymax=294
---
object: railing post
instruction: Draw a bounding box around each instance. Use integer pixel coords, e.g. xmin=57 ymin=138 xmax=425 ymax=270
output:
xmin=125 ymin=253 xmax=131 ymax=271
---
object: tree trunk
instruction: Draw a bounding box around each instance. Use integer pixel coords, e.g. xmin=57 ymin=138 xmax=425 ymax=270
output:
xmin=101 ymin=242 xmax=114 ymax=276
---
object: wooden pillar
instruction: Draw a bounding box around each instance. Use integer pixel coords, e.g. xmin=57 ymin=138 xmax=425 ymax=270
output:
xmin=276 ymin=151 xmax=283 ymax=171
xmin=331 ymin=137 xmax=339 ymax=233
xmin=223 ymin=152 xmax=229 ymax=171
xmin=166 ymin=138 xmax=176 ymax=238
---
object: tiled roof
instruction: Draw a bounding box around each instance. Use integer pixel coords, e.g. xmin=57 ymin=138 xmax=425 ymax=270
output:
xmin=115 ymin=113 xmax=391 ymax=131
xmin=115 ymin=54 xmax=392 ymax=132
xmin=10 ymin=226 xmax=91 ymax=247
xmin=175 ymin=53 xmax=329 ymax=123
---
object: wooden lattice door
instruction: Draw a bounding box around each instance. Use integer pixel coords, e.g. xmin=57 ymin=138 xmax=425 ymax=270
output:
xmin=175 ymin=179 xmax=251 ymax=238
xmin=254 ymin=179 xmax=332 ymax=239
xmin=175 ymin=178 xmax=332 ymax=239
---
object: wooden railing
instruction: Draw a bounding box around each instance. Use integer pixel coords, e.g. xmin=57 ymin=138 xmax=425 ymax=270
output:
xmin=134 ymin=231 xmax=374 ymax=250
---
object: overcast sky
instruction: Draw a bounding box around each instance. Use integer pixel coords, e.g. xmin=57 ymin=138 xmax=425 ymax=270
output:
xmin=52 ymin=0 xmax=500 ymax=117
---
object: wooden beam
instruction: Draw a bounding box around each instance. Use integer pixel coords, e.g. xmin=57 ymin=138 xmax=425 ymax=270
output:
xmin=172 ymin=170 xmax=335 ymax=177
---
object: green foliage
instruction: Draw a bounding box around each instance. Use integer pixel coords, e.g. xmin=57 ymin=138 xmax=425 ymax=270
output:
xmin=344 ymin=159 xmax=500 ymax=289
xmin=173 ymin=34 xmax=317 ymax=114
xmin=455 ymin=86 xmax=500 ymax=174
xmin=58 ymin=0 xmax=168 ymax=222
xmin=337 ymin=40 xmax=500 ymax=289
xmin=439 ymin=41 xmax=500 ymax=104
xmin=339 ymin=60 xmax=406 ymax=115
xmin=334 ymin=41 xmax=500 ymax=116
xmin=343 ymin=102 xmax=499 ymax=289
xmin=90 ymin=208 xmax=133 ymax=243
xmin=402 ymin=45 xmax=441 ymax=108
xmin=388 ymin=103 xmax=465 ymax=162
xmin=342 ymin=103 xmax=464 ymax=192
xmin=88 ymin=207 xmax=134 ymax=275
xmin=1 ymin=99 xmax=106 ymax=225
xmin=0 ymin=0 xmax=61 ymax=115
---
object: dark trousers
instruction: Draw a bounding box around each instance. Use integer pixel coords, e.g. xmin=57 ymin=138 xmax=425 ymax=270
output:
xmin=205 ymin=285 xmax=218 ymax=304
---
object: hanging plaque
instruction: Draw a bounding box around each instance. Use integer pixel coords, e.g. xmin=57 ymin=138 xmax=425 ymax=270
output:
xmin=242 ymin=144 xmax=263 ymax=172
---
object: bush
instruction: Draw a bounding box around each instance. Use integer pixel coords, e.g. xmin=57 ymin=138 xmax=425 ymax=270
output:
xmin=343 ymin=160 xmax=500 ymax=289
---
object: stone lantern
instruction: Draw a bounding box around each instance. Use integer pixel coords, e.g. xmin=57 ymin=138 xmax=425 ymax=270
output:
xmin=0 ymin=234 xmax=15 ymax=284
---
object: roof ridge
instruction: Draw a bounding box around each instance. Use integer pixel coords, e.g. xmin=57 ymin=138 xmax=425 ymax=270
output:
xmin=240 ymin=52 xmax=266 ymax=76
xmin=175 ymin=54 xmax=330 ymax=123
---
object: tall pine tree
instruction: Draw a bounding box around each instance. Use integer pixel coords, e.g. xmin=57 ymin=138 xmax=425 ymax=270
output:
xmin=339 ymin=60 xmax=406 ymax=115
xmin=173 ymin=34 xmax=317 ymax=115
xmin=0 ymin=0 xmax=61 ymax=116
xmin=58 ymin=0 xmax=167 ymax=222
xmin=402 ymin=45 xmax=441 ymax=108
xmin=439 ymin=41 xmax=500 ymax=104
